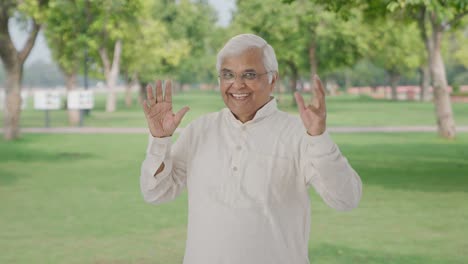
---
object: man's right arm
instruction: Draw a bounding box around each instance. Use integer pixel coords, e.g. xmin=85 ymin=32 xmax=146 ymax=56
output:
xmin=155 ymin=162 xmax=165 ymax=176
xmin=139 ymin=80 xmax=190 ymax=205
xmin=140 ymin=133 xmax=189 ymax=205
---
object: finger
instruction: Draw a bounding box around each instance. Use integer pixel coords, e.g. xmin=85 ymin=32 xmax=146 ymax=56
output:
xmin=140 ymin=99 xmax=149 ymax=113
xmin=155 ymin=80 xmax=163 ymax=103
xmin=164 ymin=80 xmax=172 ymax=103
xmin=174 ymin=106 xmax=190 ymax=126
xmin=314 ymin=75 xmax=326 ymax=109
xmin=312 ymin=95 xmax=320 ymax=109
xmin=146 ymin=84 xmax=154 ymax=102
xmin=294 ymin=92 xmax=306 ymax=113
xmin=315 ymin=76 xmax=326 ymax=97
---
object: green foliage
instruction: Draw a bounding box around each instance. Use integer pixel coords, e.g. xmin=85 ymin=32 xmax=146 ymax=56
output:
xmin=156 ymin=0 xmax=223 ymax=84
xmin=120 ymin=0 xmax=190 ymax=83
xmin=387 ymin=0 xmax=468 ymax=24
xmin=43 ymin=0 xmax=144 ymax=81
xmin=347 ymin=59 xmax=388 ymax=87
xmin=16 ymin=0 xmax=50 ymax=23
xmin=119 ymin=0 xmax=223 ymax=84
xmin=366 ymin=19 xmax=423 ymax=77
xmin=448 ymin=23 xmax=468 ymax=68
xmin=233 ymin=0 xmax=368 ymax=83
xmin=232 ymin=0 xmax=308 ymax=78
xmin=86 ymin=0 xmax=141 ymax=66
xmin=44 ymin=0 xmax=86 ymax=75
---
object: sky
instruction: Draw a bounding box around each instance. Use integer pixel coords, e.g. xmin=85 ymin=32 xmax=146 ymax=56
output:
xmin=10 ymin=0 xmax=235 ymax=66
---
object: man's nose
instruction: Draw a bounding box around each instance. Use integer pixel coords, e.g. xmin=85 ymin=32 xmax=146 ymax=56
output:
xmin=232 ymin=75 xmax=246 ymax=87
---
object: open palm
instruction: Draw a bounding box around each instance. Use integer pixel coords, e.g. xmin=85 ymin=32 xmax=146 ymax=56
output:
xmin=294 ymin=75 xmax=327 ymax=136
xmin=141 ymin=80 xmax=190 ymax=138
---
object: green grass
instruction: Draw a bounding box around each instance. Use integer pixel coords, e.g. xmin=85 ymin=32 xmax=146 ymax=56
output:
xmin=1 ymin=133 xmax=468 ymax=263
xmin=2 ymin=90 xmax=468 ymax=128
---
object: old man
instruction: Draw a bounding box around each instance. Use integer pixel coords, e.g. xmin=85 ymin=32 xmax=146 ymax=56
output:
xmin=140 ymin=33 xmax=362 ymax=264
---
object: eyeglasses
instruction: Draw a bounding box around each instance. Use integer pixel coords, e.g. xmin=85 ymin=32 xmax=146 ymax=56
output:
xmin=218 ymin=70 xmax=272 ymax=84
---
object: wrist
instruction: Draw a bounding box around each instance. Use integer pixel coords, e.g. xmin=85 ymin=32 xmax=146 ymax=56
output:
xmin=307 ymin=128 xmax=326 ymax=136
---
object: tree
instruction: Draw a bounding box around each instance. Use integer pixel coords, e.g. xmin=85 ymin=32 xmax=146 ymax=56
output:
xmin=119 ymin=0 xmax=190 ymax=103
xmin=0 ymin=0 xmax=49 ymax=140
xmin=386 ymin=0 xmax=468 ymax=139
xmin=154 ymin=0 xmax=222 ymax=87
xmin=85 ymin=0 xmax=141 ymax=112
xmin=366 ymin=19 xmax=422 ymax=100
xmin=234 ymin=0 xmax=368 ymax=102
xmin=232 ymin=0 xmax=307 ymax=102
xmin=286 ymin=0 xmax=467 ymax=139
xmin=44 ymin=0 xmax=87 ymax=126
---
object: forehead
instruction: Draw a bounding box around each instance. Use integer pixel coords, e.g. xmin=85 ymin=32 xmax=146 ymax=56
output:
xmin=221 ymin=47 xmax=265 ymax=72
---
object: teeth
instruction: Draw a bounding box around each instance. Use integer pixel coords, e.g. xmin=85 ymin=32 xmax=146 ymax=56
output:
xmin=232 ymin=93 xmax=249 ymax=99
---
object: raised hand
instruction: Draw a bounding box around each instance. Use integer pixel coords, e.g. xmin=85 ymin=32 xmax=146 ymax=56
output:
xmin=141 ymin=80 xmax=190 ymax=138
xmin=294 ymin=75 xmax=327 ymax=136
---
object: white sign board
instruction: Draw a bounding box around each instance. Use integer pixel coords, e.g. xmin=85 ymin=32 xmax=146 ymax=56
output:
xmin=0 ymin=90 xmax=28 ymax=110
xmin=67 ymin=90 xmax=94 ymax=110
xmin=34 ymin=90 xmax=62 ymax=110
xmin=21 ymin=91 xmax=28 ymax=110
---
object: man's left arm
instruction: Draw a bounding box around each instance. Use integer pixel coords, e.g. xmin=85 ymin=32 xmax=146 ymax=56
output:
xmin=294 ymin=75 xmax=362 ymax=211
xmin=298 ymin=130 xmax=362 ymax=211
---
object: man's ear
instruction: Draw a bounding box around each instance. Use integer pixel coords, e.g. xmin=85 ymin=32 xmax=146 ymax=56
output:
xmin=269 ymin=72 xmax=278 ymax=91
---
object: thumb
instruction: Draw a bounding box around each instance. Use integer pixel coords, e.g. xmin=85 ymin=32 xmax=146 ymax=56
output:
xmin=174 ymin=106 xmax=190 ymax=126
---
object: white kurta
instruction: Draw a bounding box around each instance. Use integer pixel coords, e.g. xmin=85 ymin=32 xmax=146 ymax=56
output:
xmin=140 ymin=99 xmax=362 ymax=264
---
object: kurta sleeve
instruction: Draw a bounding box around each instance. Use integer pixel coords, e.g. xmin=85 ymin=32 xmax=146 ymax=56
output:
xmin=140 ymin=126 xmax=191 ymax=205
xmin=298 ymin=130 xmax=362 ymax=211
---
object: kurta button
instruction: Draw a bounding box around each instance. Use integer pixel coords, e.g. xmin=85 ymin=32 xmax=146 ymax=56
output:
xmin=233 ymin=166 xmax=238 ymax=171
xmin=236 ymin=145 xmax=241 ymax=151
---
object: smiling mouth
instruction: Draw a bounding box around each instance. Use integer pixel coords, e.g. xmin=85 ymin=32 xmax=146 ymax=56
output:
xmin=230 ymin=93 xmax=250 ymax=100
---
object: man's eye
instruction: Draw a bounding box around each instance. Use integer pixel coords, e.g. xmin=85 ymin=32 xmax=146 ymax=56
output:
xmin=222 ymin=72 xmax=235 ymax=79
xmin=243 ymin=72 xmax=257 ymax=80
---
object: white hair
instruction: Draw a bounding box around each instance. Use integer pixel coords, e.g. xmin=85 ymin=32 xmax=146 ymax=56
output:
xmin=216 ymin=34 xmax=278 ymax=83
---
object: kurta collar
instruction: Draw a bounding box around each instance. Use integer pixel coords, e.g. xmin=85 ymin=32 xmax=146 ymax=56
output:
xmin=223 ymin=97 xmax=278 ymax=127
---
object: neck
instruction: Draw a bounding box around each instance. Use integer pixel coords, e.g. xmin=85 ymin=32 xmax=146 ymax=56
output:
xmin=235 ymin=113 xmax=256 ymax=123
xmin=232 ymin=97 xmax=274 ymax=123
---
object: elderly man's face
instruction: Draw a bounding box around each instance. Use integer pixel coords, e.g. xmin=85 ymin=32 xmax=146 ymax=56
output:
xmin=219 ymin=48 xmax=275 ymax=123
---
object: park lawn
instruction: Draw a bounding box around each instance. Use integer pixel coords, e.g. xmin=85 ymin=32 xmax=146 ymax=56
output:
xmin=3 ymin=90 xmax=468 ymax=128
xmin=1 ymin=133 xmax=467 ymax=264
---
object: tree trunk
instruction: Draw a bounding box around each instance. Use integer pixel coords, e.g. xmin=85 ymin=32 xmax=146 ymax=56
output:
xmin=124 ymin=73 xmax=133 ymax=108
xmin=417 ymin=7 xmax=434 ymax=100
xmin=64 ymin=72 xmax=80 ymax=126
xmin=99 ymin=40 xmax=122 ymax=113
xmin=417 ymin=8 xmax=456 ymax=138
xmin=4 ymin=65 xmax=23 ymax=140
xmin=430 ymin=28 xmax=456 ymax=139
xmin=124 ymin=85 xmax=132 ymax=108
xmin=419 ymin=64 xmax=430 ymax=101
xmin=389 ymin=71 xmax=400 ymax=101
xmin=0 ymin=13 xmax=41 ymax=140
xmin=105 ymin=83 xmax=117 ymax=112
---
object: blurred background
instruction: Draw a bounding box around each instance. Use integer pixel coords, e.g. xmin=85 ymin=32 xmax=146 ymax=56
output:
xmin=1 ymin=0 xmax=467 ymax=263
